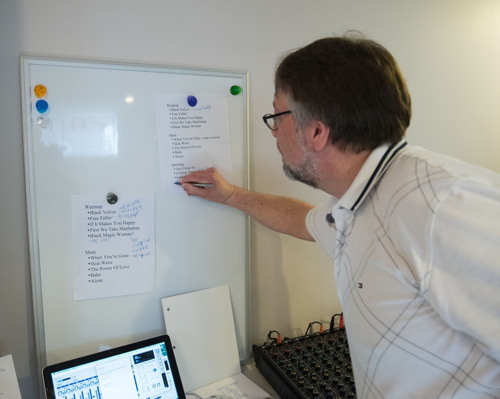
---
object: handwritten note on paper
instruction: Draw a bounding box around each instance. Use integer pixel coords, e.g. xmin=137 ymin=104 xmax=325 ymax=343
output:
xmin=72 ymin=194 xmax=155 ymax=301
xmin=155 ymin=94 xmax=233 ymax=195
xmin=0 ymin=355 xmax=22 ymax=399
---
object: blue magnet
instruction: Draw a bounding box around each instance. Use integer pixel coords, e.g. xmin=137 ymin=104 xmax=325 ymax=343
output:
xmin=36 ymin=99 xmax=49 ymax=114
xmin=187 ymin=95 xmax=198 ymax=107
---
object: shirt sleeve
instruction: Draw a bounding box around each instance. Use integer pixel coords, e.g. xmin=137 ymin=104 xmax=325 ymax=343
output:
xmin=424 ymin=178 xmax=500 ymax=363
xmin=306 ymin=200 xmax=337 ymax=262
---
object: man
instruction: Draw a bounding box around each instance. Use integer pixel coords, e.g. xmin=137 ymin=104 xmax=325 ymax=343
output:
xmin=179 ymin=34 xmax=500 ymax=398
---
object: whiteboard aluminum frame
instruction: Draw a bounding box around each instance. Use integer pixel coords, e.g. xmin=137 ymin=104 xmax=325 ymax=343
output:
xmin=21 ymin=55 xmax=251 ymax=389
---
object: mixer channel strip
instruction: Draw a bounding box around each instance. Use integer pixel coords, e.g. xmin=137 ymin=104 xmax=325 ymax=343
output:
xmin=253 ymin=328 xmax=356 ymax=398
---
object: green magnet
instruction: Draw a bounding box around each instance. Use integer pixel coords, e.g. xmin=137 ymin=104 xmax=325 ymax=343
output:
xmin=230 ymin=85 xmax=243 ymax=95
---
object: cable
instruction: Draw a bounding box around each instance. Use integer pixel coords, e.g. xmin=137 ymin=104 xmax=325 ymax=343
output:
xmin=330 ymin=313 xmax=344 ymax=331
xmin=267 ymin=330 xmax=282 ymax=344
xmin=305 ymin=321 xmax=324 ymax=335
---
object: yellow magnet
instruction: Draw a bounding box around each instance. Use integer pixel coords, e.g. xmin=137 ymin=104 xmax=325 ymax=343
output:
xmin=34 ymin=84 xmax=47 ymax=98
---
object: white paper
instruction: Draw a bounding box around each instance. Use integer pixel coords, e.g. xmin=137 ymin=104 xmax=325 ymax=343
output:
xmin=72 ymin=194 xmax=155 ymax=301
xmin=0 ymin=355 xmax=22 ymax=399
xmin=155 ymin=94 xmax=233 ymax=195
xmin=161 ymin=285 xmax=241 ymax=392
xmin=190 ymin=373 xmax=271 ymax=399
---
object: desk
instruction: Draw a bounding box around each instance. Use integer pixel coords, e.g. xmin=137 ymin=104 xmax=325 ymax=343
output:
xmin=242 ymin=362 xmax=280 ymax=398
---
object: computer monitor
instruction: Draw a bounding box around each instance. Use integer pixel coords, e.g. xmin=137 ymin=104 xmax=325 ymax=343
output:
xmin=43 ymin=335 xmax=186 ymax=399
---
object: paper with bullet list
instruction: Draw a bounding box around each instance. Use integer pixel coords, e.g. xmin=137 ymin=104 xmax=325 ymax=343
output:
xmin=72 ymin=193 xmax=155 ymax=301
xmin=155 ymin=93 xmax=233 ymax=195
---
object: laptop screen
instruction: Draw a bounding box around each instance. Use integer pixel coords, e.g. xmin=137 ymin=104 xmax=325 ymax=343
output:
xmin=43 ymin=335 xmax=186 ymax=399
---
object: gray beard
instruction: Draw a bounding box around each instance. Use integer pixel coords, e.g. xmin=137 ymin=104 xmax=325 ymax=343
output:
xmin=282 ymin=159 xmax=319 ymax=189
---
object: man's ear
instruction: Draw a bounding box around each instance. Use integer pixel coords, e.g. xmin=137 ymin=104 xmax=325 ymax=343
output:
xmin=306 ymin=120 xmax=330 ymax=152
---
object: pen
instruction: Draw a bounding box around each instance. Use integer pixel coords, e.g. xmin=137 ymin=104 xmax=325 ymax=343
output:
xmin=174 ymin=182 xmax=214 ymax=188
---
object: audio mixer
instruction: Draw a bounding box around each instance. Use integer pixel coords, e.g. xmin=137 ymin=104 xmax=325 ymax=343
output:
xmin=253 ymin=328 xmax=356 ymax=398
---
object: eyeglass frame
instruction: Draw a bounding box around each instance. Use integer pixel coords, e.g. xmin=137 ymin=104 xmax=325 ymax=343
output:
xmin=262 ymin=110 xmax=292 ymax=130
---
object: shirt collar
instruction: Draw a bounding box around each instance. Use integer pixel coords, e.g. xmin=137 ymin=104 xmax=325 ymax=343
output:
xmin=335 ymin=140 xmax=408 ymax=212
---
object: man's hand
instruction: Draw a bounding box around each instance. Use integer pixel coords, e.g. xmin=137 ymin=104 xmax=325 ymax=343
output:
xmin=179 ymin=168 xmax=235 ymax=204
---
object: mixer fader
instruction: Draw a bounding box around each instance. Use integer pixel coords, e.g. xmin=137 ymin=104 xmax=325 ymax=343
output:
xmin=253 ymin=328 xmax=356 ymax=398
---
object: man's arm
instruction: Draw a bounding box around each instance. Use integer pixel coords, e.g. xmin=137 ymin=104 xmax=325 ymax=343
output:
xmin=180 ymin=168 xmax=315 ymax=241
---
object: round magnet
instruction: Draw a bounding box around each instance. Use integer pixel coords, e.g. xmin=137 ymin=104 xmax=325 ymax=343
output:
xmin=230 ymin=85 xmax=243 ymax=95
xmin=34 ymin=84 xmax=47 ymax=98
xmin=36 ymin=115 xmax=51 ymax=129
xmin=36 ymin=99 xmax=49 ymax=114
xmin=106 ymin=192 xmax=118 ymax=205
xmin=187 ymin=95 xmax=198 ymax=107
xmin=34 ymin=84 xmax=48 ymax=98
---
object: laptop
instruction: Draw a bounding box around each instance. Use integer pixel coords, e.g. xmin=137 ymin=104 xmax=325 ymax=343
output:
xmin=43 ymin=335 xmax=186 ymax=399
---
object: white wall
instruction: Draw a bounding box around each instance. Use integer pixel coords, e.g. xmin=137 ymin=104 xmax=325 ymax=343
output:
xmin=1 ymin=0 xmax=499 ymax=396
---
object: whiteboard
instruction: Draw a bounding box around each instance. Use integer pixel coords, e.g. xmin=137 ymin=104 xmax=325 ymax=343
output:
xmin=21 ymin=57 xmax=249 ymax=369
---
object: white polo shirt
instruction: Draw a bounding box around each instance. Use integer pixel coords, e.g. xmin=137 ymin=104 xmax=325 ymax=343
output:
xmin=306 ymin=141 xmax=500 ymax=398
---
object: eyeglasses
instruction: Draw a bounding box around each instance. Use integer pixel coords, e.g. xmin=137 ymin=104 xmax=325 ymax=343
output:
xmin=262 ymin=110 xmax=292 ymax=130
